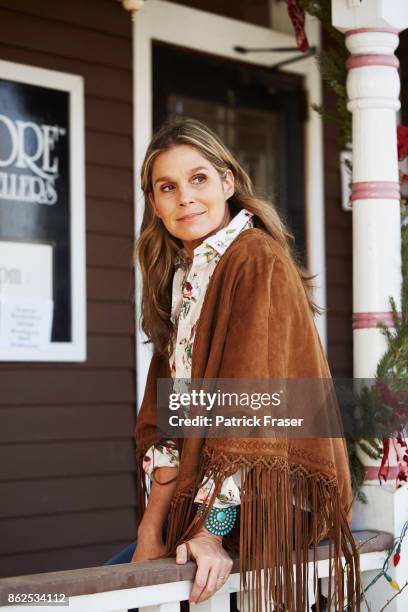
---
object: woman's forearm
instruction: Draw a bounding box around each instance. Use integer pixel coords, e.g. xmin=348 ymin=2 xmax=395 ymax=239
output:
xmin=137 ymin=466 xmax=178 ymax=541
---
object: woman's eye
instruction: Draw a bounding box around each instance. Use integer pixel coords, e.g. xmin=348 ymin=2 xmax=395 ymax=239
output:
xmin=160 ymin=175 xmax=206 ymax=192
xmin=193 ymin=174 xmax=206 ymax=183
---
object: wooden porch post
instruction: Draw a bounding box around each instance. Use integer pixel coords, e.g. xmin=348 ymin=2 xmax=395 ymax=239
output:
xmin=331 ymin=2 xmax=408 ymax=609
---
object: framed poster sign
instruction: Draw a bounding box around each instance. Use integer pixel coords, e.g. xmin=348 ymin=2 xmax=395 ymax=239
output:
xmin=0 ymin=60 xmax=86 ymax=361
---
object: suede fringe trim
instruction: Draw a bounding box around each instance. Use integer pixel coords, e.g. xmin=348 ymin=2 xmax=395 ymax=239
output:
xmin=135 ymin=437 xmax=162 ymax=524
xmin=164 ymin=445 xmax=361 ymax=612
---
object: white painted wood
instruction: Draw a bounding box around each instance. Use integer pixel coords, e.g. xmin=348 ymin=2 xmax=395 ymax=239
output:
xmin=332 ymin=9 xmax=407 ymax=546
xmin=132 ymin=0 xmax=328 ymax=407
xmin=142 ymin=602 xmax=180 ymax=612
xmin=300 ymin=17 xmax=327 ymax=352
xmin=194 ymin=591 xmax=231 ymax=611
xmin=332 ymin=0 xmax=408 ymax=31
xmin=353 ymin=328 xmax=390 ymax=379
xmin=237 ymin=590 xmax=267 ymax=612
xmin=346 ymin=28 xmax=403 ymax=380
xmin=353 ymin=200 xmax=401 ymax=314
xmin=0 ymin=555 xmax=390 ymax=612
xmin=268 ymin=0 xmax=294 ymax=34
xmin=6 ymin=580 xmax=192 ymax=612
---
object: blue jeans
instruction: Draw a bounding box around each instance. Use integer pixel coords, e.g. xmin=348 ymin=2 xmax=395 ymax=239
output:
xmin=104 ymin=520 xmax=167 ymax=565
xmin=104 ymin=541 xmax=137 ymax=565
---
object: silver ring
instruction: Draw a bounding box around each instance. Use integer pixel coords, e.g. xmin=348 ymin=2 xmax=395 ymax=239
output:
xmin=217 ymin=575 xmax=227 ymax=581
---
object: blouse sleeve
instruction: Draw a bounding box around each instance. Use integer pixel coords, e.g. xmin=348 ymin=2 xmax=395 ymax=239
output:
xmin=142 ymin=439 xmax=180 ymax=479
xmin=142 ymin=442 xmax=242 ymax=507
xmin=194 ymin=469 xmax=241 ymax=508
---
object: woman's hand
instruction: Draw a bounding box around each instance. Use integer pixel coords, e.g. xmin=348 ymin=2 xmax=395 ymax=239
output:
xmin=131 ymin=530 xmax=167 ymax=563
xmin=176 ymin=525 xmax=233 ymax=605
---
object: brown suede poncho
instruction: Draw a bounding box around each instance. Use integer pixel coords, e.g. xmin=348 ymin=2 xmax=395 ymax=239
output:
xmin=135 ymin=227 xmax=360 ymax=611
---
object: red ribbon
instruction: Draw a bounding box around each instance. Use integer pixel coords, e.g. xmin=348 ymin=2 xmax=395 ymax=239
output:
xmin=397 ymin=124 xmax=408 ymax=161
xmin=284 ymin=0 xmax=310 ymax=52
xmin=378 ymin=433 xmax=408 ymax=486
xmin=379 ymin=437 xmax=391 ymax=482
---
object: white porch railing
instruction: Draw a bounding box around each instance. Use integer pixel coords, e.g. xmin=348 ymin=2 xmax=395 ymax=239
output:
xmin=0 ymin=531 xmax=393 ymax=612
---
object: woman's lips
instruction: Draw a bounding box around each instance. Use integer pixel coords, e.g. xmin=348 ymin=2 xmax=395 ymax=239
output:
xmin=177 ymin=211 xmax=206 ymax=221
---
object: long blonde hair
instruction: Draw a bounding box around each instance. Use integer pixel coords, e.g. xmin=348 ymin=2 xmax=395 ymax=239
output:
xmin=135 ymin=117 xmax=320 ymax=356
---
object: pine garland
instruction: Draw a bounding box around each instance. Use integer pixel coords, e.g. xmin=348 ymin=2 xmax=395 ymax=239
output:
xmin=297 ymin=0 xmax=351 ymax=146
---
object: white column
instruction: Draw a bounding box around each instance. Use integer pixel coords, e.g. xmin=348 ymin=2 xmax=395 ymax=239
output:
xmin=330 ymin=1 xmax=407 ymax=379
xmin=332 ymin=3 xmax=408 ymax=610
xmin=332 ymin=3 xmax=407 ymax=484
xmin=347 ymin=28 xmax=402 ymax=380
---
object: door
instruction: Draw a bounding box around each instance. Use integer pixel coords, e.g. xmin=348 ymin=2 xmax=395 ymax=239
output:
xmin=153 ymin=41 xmax=307 ymax=260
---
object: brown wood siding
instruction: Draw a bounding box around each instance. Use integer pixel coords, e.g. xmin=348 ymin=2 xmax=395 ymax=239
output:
xmin=0 ymin=0 xmax=136 ymax=577
xmin=398 ymin=30 xmax=408 ymax=127
xmin=322 ymin=28 xmax=353 ymax=377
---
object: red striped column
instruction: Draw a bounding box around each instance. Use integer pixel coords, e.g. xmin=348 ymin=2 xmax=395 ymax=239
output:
xmin=345 ymin=28 xmax=403 ymax=485
xmin=343 ymin=28 xmax=402 ymax=382
xmin=327 ymin=24 xmax=406 ymax=497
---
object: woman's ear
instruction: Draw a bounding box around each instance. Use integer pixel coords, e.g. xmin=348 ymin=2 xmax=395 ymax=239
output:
xmin=223 ymin=169 xmax=235 ymax=201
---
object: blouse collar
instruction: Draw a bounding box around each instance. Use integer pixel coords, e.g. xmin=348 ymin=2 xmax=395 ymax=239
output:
xmin=174 ymin=208 xmax=254 ymax=269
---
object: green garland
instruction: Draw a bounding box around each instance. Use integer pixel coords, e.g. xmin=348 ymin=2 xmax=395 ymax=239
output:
xmin=296 ymin=0 xmax=408 ymax=502
xmin=297 ymin=0 xmax=351 ymax=146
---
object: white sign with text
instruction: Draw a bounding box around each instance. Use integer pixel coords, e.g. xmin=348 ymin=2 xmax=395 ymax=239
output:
xmin=0 ymin=241 xmax=53 ymax=356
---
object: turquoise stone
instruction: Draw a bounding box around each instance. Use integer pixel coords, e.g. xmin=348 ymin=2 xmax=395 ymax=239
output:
xmin=198 ymin=503 xmax=237 ymax=536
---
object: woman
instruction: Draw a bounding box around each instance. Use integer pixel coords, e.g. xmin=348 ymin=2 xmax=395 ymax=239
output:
xmin=108 ymin=118 xmax=360 ymax=612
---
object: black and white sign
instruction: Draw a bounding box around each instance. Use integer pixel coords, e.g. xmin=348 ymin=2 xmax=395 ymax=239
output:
xmin=0 ymin=60 xmax=86 ymax=361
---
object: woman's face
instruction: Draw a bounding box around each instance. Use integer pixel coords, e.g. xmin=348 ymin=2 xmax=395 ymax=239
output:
xmin=148 ymin=144 xmax=235 ymax=257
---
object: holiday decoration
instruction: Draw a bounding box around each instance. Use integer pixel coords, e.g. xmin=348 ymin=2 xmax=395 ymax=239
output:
xmin=398 ymin=124 xmax=408 ymax=161
xmin=347 ymin=521 xmax=408 ymax=609
xmin=285 ymin=0 xmax=309 ymax=51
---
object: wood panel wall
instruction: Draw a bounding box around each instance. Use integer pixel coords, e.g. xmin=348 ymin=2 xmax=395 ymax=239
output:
xmin=321 ymin=27 xmax=353 ymax=377
xmin=398 ymin=30 xmax=408 ymax=128
xmin=0 ymin=0 xmax=137 ymax=577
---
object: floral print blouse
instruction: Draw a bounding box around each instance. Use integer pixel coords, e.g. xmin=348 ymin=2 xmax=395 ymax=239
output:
xmin=142 ymin=208 xmax=254 ymax=509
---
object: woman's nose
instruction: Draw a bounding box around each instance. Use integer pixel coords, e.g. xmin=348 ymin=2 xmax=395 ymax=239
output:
xmin=178 ymin=186 xmax=195 ymax=206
